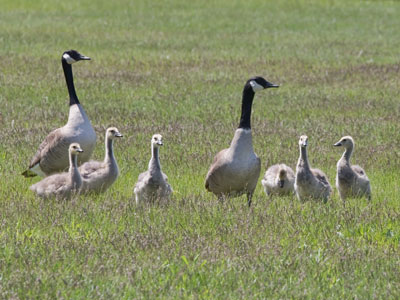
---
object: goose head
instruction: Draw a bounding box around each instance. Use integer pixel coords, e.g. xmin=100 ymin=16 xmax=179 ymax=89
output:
xmin=106 ymin=127 xmax=123 ymax=140
xmin=277 ymin=168 xmax=287 ymax=188
xmin=69 ymin=143 xmax=84 ymax=155
xmin=333 ymin=136 xmax=354 ymax=149
xmin=62 ymin=50 xmax=91 ymax=65
xmin=151 ymin=134 xmax=163 ymax=148
xmin=246 ymin=76 xmax=279 ymax=93
xmin=299 ymin=135 xmax=308 ymax=148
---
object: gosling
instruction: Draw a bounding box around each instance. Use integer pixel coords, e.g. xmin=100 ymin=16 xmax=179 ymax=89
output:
xmin=295 ymin=135 xmax=332 ymax=202
xmin=261 ymin=164 xmax=295 ymax=196
xmin=134 ymin=134 xmax=173 ymax=203
xmin=334 ymin=136 xmax=371 ymax=200
xmin=79 ymin=127 xmax=123 ymax=193
xmin=29 ymin=143 xmax=84 ymax=199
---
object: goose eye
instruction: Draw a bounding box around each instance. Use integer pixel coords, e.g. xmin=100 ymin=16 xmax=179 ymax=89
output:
xmin=343 ymin=139 xmax=347 ymax=142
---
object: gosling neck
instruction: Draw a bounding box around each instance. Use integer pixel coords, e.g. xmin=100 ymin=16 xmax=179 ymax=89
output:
xmin=298 ymin=146 xmax=310 ymax=171
xmin=69 ymin=152 xmax=81 ymax=184
xmin=104 ymin=138 xmax=115 ymax=164
xmin=238 ymin=86 xmax=255 ymax=129
xmin=62 ymin=59 xmax=80 ymax=106
xmin=341 ymin=145 xmax=353 ymax=165
xmin=149 ymin=144 xmax=161 ymax=171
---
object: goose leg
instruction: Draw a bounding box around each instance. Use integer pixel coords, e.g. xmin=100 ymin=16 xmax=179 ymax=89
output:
xmin=247 ymin=192 xmax=253 ymax=207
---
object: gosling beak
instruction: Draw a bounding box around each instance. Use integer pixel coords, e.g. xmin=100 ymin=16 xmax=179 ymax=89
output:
xmin=77 ymin=149 xmax=84 ymax=153
xmin=279 ymin=180 xmax=284 ymax=188
xmin=115 ymin=132 xmax=123 ymax=138
xmin=333 ymin=142 xmax=342 ymax=147
xmin=158 ymin=141 xmax=163 ymax=146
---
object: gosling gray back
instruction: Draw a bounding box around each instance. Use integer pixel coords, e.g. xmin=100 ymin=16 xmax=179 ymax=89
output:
xmin=79 ymin=127 xmax=123 ymax=193
xmin=134 ymin=134 xmax=173 ymax=203
xmin=29 ymin=143 xmax=84 ymax=199
xmin=295 ymin=135 xmax=332 ymax=202
xmin=334 ymin=136 xmax=371 ymax=200
xmin=262 ymin=163 xmax=295 ymax=196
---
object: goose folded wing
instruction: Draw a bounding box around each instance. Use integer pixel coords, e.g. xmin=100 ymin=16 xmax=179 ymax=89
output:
xmin=205 ymin=149 xmax=228 ymax=189
xmin=28 ymin=128 xmax=64 ymax=168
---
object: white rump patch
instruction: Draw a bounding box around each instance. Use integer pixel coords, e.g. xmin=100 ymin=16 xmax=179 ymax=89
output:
xmin=249 ymin=80 xmax=264 ymax=92
xmin=30 ymin=163 xmax=46 ymax=177
xmin=62 ymin=53 xmax=76 ymax=64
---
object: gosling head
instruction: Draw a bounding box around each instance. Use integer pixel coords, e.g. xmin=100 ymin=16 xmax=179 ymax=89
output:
xmin=151 ymin=134 xmax=163 ymax=148
xmin=277 ymin=168 xmax=287 ymax=188
xmin=247 ymin=76 xmax=279 ymax=93
xmin=334 ymin=136 xmax=354 ymax=149
xmin=106 ymin=127 xmax=123 ymax=140
xmin=299 ymin=135 xmax=308 ymax=148
xmin=69 ymin=143 xmax=84 ymax=155
xmin=62 ymin=50 xmax=91 ymax=65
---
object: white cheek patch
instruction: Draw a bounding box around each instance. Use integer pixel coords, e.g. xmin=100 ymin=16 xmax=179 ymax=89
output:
xmin=62 ymin=53 xmax=76 ymax=64
xmin=249 ymin=80 xmax=264 ymax=92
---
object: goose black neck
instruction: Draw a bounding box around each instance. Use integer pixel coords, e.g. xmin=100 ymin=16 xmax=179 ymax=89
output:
xmin=238 ymin=86 xmax=255 ymax=129
xmin=62 ymin=60 xmax=80 ymax=106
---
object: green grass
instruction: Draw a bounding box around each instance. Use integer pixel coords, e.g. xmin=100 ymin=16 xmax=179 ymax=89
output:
xmin=1 ymin=0 xmax=400 ymax=298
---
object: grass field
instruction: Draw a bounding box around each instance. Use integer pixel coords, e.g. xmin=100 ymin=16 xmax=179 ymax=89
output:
xmin=1 ymin=0 xmax=400 ymax=298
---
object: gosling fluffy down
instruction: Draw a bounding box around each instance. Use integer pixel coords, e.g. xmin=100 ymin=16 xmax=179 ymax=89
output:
xmin=261 ymin=164 xmax=295 ymax=196
xmin=334 ymin=136 xmax=371 ymax=200
xmin=29 ymin=143 xmax=84 ymax=199
xmin=79 ymin=127 xmax=123 ymax=193
xmin=295 ymin=135 xmax=332 ymax=202
xmin=134 ymin=134 xmax=172 ymax=203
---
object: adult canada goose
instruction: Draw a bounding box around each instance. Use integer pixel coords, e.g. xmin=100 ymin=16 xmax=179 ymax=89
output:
xmin=79 ymin=127 xmax=123 ymax=193
xmin=261 ymin=164 xmax=295 ymax=196
xmin=205 ymin=76 xmax=279 ymax=206
xmin=134 ymin=134 xmax=173 ymax=203
xmin=295 ymin=135 xmax=332 ymax=202
xmin=334 ymin=136 xmax=371 ymax=200
xmin=29 ymin=143 xmax=84 ymax=199
xmin=22 ymin=50 xmax=96 ymax=177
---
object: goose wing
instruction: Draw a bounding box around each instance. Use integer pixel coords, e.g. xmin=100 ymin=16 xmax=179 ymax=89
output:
xmin=205 ymin=149 xmax=228 ymax=191
xmin=23 ymin=128 xmax=67 ymax=177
